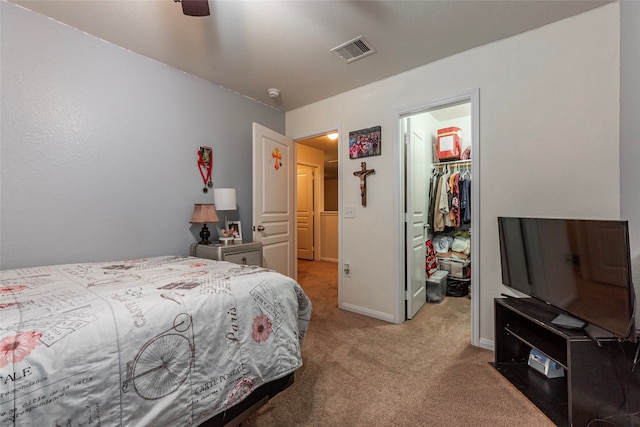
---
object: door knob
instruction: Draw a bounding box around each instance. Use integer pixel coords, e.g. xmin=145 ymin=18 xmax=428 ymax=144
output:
xmin=257 ymin=225 xmax=265 ymax=232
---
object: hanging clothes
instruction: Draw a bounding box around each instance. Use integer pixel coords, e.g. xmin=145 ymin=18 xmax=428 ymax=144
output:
xmin=460 ymin=173 xmax=471 ymax=224
xmin=432 ymin=172 xmax=445 ymax=232
xmin=433 ymin=171 xmax=450 ymax=232
xmin=429 ymin=163 xmax=471 ymax=232
xmin=427 ymin=170 xmax=439 ymax=232
xmin=449 ymin=172 xmax=461 ymax=228
xmin=442 ymin=171 xmax=453 ymax=229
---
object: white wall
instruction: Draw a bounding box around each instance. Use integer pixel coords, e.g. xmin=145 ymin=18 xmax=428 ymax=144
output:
xmin=320 ymin=212 xmax=338 ymax=262
xmin=286 ymin=3 xmax=622 ymax=342
xmin=0 ymin=2 xmax=284 ymax=269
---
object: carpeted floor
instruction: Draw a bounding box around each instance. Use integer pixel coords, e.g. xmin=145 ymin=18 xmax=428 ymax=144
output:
xmin=244 ymin=260 xmax=554 ymax=426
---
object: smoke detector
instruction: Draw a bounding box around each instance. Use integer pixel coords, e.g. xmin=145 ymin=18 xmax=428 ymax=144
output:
xmin=330 ymin=36 xmax=376 ymax=64
xmin=267 ymin=88 xmax=280 ymax=98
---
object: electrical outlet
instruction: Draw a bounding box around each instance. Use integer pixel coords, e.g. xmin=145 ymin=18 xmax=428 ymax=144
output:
xmin=343 ymin=263 xmax=351 ymax=277
xmin=344 ymin=206 xmax=355 ymax=218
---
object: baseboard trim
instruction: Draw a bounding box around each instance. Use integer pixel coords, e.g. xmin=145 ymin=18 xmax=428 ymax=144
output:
xmin=339 ymin=303 xmax=396 ymax=323
xmin=478 ymin=337 xmax=494 ymax=352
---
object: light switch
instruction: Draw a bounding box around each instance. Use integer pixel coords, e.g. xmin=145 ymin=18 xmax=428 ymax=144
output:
xmin=344 ymin=206 xmax=355 ymax=218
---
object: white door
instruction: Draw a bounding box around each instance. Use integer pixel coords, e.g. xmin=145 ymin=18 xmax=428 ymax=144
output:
xmin=297 ymin=165 xmax=314 ymax=260
xmin=405 ymin=119 xmax=428 ymax=319
xmin=252 ymin=123 xmax=296 ymax=278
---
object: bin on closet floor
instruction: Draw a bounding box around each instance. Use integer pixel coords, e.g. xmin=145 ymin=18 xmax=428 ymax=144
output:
xmin=437 ymin=256 xmax=471 ymax=280
xmin=427 ymin=270 xmax=448 ymax=303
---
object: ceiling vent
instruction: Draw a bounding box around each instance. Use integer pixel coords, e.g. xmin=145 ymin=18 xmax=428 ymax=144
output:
xmin=330 ymin=36 xmax=376 ymax=64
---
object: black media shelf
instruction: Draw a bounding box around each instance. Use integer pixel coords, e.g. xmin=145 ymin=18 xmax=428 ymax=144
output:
xmin=493 ymin=298 xmax=635 ymax=427
xmin=492 ymin=361 xmax=568 ymax=427
xmin=503 ymin=325 xmax=568 ymax=368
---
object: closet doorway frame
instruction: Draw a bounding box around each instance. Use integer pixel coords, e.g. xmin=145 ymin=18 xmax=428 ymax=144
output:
xmin=396 ymin=89 xmax=480 ymax=347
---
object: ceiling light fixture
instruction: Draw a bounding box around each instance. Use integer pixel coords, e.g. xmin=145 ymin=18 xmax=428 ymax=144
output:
xmin=327 ymin=133 xmax=339 ymax=140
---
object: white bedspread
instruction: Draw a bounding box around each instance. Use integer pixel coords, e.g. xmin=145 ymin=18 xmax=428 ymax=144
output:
xmin=0 ymin=256 xmax=311 ymax=426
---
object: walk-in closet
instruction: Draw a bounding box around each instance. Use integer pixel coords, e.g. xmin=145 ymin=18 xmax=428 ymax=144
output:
xmin=403 ymin=97 xmax=474 ymax=325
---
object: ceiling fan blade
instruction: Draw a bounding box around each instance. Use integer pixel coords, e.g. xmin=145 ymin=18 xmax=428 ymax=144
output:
xmin=181 ymin=0 xmax=210 ymax=17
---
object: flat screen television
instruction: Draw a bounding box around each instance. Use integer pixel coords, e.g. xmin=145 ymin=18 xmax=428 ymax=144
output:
xmin=498 ymin=217 xmax=636 ymax=342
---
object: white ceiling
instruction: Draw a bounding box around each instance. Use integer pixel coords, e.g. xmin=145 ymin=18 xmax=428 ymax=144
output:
xmin=10 ymin=0 xmax=611 ymax=112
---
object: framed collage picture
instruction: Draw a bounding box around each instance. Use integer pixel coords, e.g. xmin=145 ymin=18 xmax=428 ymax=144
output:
xmin=349 ymin=125 xmax=381 ymax=159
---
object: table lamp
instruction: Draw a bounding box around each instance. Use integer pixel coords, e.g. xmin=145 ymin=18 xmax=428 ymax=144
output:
xmin=213 ymin=188 xmax=237 ymax=243
xmin=190 ymin=203 xmax=219 ymax=245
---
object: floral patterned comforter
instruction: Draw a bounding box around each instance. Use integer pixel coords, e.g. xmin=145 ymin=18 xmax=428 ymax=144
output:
xmin=0 ymin=256 xmax=311 ymax=426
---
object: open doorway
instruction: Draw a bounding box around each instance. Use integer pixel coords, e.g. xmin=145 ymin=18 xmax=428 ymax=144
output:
xmin=400 ymin=90 xmax=480 ymax=346
xmin=295 ymin=131 xmax=340 ymax=305
xmin=296 ymin=132 xmax=339 ymax=262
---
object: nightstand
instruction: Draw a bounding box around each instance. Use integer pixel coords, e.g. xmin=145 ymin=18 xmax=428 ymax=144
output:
xmin=191 ymin=241 xmax=263 ymax=267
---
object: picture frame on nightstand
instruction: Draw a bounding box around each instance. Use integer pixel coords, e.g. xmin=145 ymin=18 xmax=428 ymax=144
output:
xmin=226 ymin=220 xmax=242 ymax=242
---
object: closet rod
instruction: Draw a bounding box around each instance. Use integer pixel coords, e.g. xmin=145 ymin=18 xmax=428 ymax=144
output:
xmin=433 ymin=159 xmax=471 ymax=168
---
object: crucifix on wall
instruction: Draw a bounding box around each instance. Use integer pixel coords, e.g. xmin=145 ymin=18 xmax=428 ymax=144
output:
xmin=353 ymin=161 xmax=375 ymax=207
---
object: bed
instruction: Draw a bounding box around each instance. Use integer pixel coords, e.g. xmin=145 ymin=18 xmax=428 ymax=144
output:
xmin=0 ymin=255 xmax=311 ymax=426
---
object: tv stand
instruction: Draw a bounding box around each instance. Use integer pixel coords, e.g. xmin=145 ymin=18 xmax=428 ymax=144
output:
xmin=493 ymin=297 xmax=633 ymax=427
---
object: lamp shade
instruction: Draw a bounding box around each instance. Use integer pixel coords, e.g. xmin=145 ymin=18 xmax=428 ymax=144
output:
xmin=190 ymin=204 xmax=219 ymax=224
xmin=213 ymin=188 xmax=237 ymax=211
